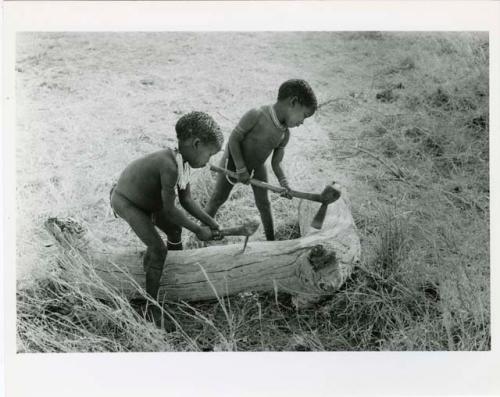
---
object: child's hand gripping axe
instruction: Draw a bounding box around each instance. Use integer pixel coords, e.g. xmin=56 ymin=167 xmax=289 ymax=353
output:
xmin=213 ymin=218 xmax=260 ymax=253
xmin=209 ymin=164 xmax=341 ymax=230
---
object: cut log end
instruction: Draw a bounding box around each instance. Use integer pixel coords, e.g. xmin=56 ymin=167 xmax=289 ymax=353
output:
xmin=308 ymin=244 xmax=337 ymax=271
xmin=45 ymin=217 xmax=85 ymax=238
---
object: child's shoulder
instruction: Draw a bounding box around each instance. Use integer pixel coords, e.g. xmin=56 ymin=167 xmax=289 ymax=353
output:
xmin=253 ymin=105 xmax=268 ymax=116
xmin=146 ymin=148 xmax=177 ymax=169
xmin=239 ymin=106 xmax=267 ymax=122
xmin=151 ymin=148 xmax=181 ymax=184
xmin=159 ymin=147 xmax=177 ymax=162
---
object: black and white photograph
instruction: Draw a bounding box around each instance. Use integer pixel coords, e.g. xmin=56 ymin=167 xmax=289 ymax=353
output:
xmin=15 ymin=30 xmax=490 ymax=353
xmin=3 ymin=1 xmax=500 ymax=396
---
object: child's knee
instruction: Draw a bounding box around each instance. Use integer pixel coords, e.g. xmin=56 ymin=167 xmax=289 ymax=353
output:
xmin=110 ymin=190 xmax=120 ymax=213
xmin=213 ymin=177 xmax=234 ymax=200
xmin=205 ymin=194 xmax=227 ymax=215
xmin=110 ymin=190 xmax=128 ymax=219
xmin=211 ymin=195 xmax=228 ymax=208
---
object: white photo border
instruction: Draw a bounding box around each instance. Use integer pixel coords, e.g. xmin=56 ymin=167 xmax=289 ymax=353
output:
xmin=2 ymin=1 xmax=499 ymax=396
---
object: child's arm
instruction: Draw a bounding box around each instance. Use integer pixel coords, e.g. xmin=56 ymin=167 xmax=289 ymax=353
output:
xmin=271 ymin=148 xmax=290 ymax=189
xmin=271 ymin=130 xmax=291 ymax=194
xmin=178 ymin=183 xmax=219 ymax=230
xmin=228 ymin=109 xmax=260 ymax=183
xmin=160 ymin=171 xmax=212 ymax=241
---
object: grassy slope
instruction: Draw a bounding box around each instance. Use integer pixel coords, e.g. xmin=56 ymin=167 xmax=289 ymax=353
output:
xmin=16 ymin=32 xmax=489 ymax=351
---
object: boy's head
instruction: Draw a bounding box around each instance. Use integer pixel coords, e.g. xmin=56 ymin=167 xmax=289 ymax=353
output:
xmin=277 ymin=79 xmax=317 ymax=128
xmin=176 ymin=111 xmax=224 ymax=168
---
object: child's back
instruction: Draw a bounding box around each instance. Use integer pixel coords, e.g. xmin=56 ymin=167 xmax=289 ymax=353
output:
xmin=115 ymin=149 xmax=176 ymax=213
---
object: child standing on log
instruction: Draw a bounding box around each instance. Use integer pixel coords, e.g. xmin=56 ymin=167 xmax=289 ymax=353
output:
xmin=110 ymin=111 xmax=224 ymax=326
xmin=205 ymin=79 xmax=318 ymax=240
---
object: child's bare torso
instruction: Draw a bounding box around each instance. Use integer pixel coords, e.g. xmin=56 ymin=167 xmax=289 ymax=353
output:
xmin=226 ymin=106 xmax=288 ymax=170
xmin=115 ymin=148 xmax=176 ymax=213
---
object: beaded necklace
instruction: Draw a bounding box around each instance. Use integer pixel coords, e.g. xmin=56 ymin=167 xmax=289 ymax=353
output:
xmin=269 ymin=105 xmax=288 ymax=132
xmin=174 ymin=148 xmax=192 ymax=190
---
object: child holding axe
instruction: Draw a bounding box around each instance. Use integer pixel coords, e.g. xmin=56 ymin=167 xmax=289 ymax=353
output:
xmin=110 ymin=111 xmax=225 ymax=327
xmin=205 ymin=79 xmax=318 ymax=240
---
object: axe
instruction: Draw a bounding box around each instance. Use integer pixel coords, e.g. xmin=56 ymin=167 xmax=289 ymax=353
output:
xmin=213 ymin=218 xmax=260 ymax=253
xmin=209 ymin=164 xmax=341 ymax=230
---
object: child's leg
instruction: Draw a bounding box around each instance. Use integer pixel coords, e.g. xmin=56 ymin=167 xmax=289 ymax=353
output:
xmin=153 ymin=210 xmax=183 ymax=251
xmin=111 ymin=191 xmax=167 ymax=299
xmin=251 ymin=165 xmax=275 ymax=241
xmin=204 ymin=157 xmax=236 ymax=217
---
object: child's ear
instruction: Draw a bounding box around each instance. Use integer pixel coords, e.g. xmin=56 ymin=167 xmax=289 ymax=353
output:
xmin=289 ymin=96 xmax=299 ymax=107
xmin=192 ymin=137 xmax=201 ymax=149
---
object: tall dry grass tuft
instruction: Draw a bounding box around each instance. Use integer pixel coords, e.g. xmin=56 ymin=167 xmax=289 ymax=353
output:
xmin=16 ymin=247 xmax=194 ymax=352
xmin=343 ymin=32 xmax=489 ymax=350
xmin=373 ymin=210 xmax=408 ymax=279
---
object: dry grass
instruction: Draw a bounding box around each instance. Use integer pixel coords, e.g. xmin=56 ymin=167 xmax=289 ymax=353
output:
xmin=16 ymin=32 xmax=489 ymax=352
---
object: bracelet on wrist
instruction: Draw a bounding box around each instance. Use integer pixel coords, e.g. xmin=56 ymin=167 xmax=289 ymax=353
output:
xmin=279 ymin=177 xmax=289 ymax=186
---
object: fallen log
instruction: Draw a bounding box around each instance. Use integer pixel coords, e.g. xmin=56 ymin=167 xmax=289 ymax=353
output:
xmin=45 ymin=191 xmax=360 ymax=303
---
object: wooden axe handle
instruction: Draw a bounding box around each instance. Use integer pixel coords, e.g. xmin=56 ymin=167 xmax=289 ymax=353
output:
xmin=219 ymin=226 xmax=253 ymax=237
xmin=216 ymin=219 xmax=260 ymax=238
xmin=209 ymin=164 xmax=323 ymax=203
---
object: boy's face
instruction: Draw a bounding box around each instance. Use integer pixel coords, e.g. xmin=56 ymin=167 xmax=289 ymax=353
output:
xmin=285 ymin=98 xmax=315 ymax=128
xmin=187 ymin=140 xmax=220 ymax=168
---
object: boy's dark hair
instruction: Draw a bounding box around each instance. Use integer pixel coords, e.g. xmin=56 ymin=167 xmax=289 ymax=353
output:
xmin=277 ymin=79 xmax=318 ymax=111
xmin=175 ymin=111 xmax=224 ymax=149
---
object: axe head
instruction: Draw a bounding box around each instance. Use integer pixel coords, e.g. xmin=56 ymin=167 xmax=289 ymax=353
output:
xmin=311 ymin=184 xmax=341 ymax=230
xmin=319 ymin=184 xmax=341 ymax=204
xmin=241 ymin=218 xmax=260 ymax=236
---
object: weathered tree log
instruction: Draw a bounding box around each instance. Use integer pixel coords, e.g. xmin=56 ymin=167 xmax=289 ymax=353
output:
xmin=45 ymin=192 xmax=360 ymax=303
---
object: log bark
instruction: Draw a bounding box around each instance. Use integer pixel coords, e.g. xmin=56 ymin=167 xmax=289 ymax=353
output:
xmin=45 ymin=193 xmax=360 ymax=303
